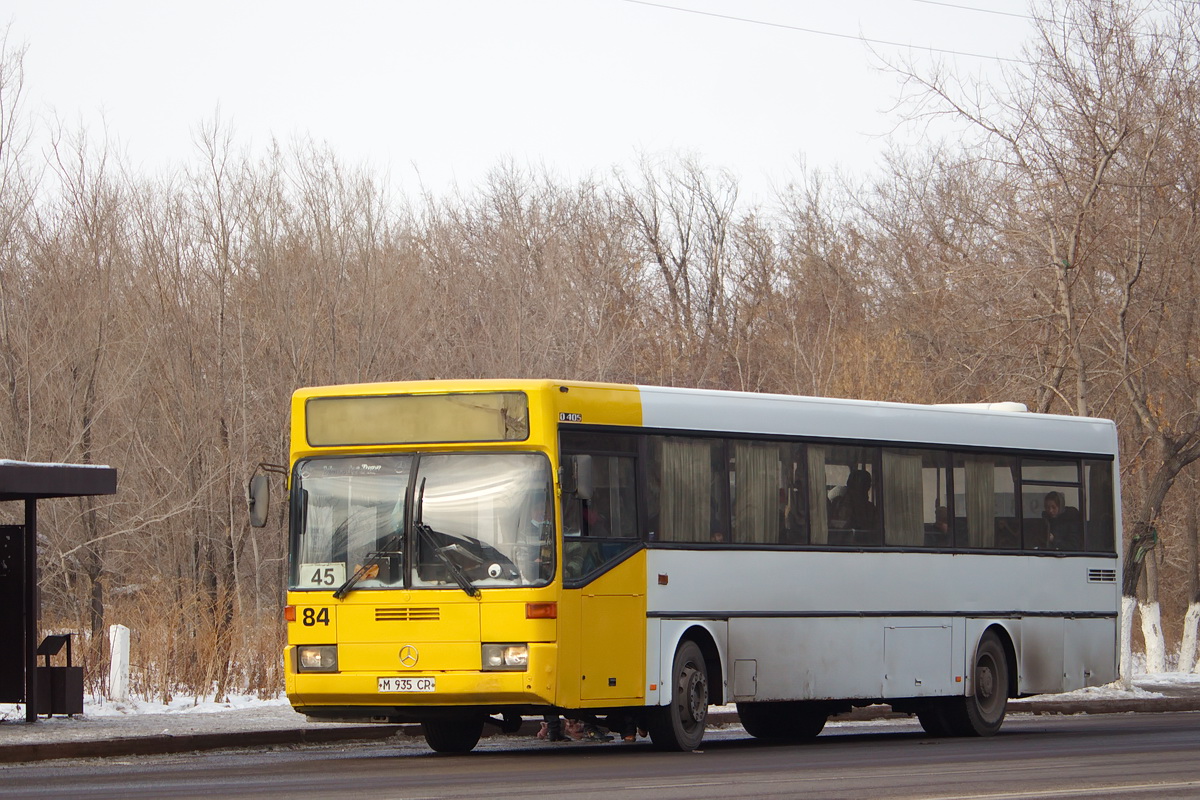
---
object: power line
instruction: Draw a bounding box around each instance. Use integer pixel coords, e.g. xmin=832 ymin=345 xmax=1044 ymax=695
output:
xmin=621 ymin=0 xmax=1028 ymax=63
xmin=908 ymin=0 xmax=1199 ymax=47
xmin=909 ymin=0 xmax=1037 ymax=22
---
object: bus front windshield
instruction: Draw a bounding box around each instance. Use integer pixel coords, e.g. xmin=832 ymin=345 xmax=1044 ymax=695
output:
xmin=291 ymin=452 xmax=555 ymax=592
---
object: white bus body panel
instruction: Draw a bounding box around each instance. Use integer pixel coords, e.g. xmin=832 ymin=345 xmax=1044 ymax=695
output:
xmin=637 ymin=386 xmax=1119 ymax=456
xmin=646 ymin=549 xmax=1118 ymax=704
xmin=625 ymin=383 xmax=1120 ymax=706
xmin=644 ymin=617 xmax=662 ymax=706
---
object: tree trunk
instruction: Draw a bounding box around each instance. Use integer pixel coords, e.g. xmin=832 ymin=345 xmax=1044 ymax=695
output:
xmin=1184 ymin=482 xmax=1200 ymax=673
xmin=1121 ymin=520 xmax=1158 ymax=687
xmin=1139 ymin=546 xmax=1165 ymax=674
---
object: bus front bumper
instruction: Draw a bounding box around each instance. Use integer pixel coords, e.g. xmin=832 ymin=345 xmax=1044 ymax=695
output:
xmin=285 ymin=643 xmax=557 ymax=709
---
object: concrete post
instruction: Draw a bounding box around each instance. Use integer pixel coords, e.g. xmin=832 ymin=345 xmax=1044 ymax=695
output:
xmin=108 ymin=624 xmax=130 ymax=701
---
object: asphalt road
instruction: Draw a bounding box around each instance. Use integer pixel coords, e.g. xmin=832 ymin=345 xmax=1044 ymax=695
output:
xmin=2 ymin=713 xmax=1199 ymax=799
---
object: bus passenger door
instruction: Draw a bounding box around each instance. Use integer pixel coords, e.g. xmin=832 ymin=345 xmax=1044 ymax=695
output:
xmin=562 ymin=451 xmax=646 ymax=703
xmin=579 ymin=581 xmax=644 ymax=701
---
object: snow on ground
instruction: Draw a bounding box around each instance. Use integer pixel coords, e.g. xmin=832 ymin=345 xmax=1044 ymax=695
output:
xmin=1133 ymin=670 xmax=1200 ymax=688
xmin=1010 ymin=683 xmax=1166 ymax=702
xmin=0 ymin=693 xmax=288 ymax=723
xmin=81 ymin=694 xmax=290 ymax=717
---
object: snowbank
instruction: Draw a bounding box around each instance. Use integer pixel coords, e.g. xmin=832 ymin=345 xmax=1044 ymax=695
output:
xmin=0 ymin=693 xmax=287 ymax=722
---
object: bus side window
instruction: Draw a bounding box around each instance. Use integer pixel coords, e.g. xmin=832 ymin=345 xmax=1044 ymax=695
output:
xmin=1020 ymin=458 xmax=1083 ymax=551
xmin=651 ymin=437 xmax=728 ymax=543
xmin=953 ymin=454 xmax=1017 ymax=549
xmin=563 ymin=453 xmax=638 ymax=581
xmin=730 ymin=441 xmax=806 ymax=545
xmin=1084 ymin=460 xmax=1116 ymax=552
xmin=882 ymin=448 xmax=950 ymax=548
xmin=823 ymin=445 xmax=881 ymax=546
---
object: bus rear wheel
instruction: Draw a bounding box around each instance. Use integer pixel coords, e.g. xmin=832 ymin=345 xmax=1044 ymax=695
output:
xmin=423 ymin=715 xmax=484 ymax=753
xmin=648 ymin=640 xmax=709 ymax=751
xmin=738 ymin=701 xmax=827 ymax=741
xmin=944 ymin=631 xmax=1009 ymax=737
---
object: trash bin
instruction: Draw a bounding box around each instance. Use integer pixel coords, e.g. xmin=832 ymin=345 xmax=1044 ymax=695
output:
xmin=35 ymin=634 xmax=83 ymax=716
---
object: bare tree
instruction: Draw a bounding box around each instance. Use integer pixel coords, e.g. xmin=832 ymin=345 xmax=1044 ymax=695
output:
xmin=892 ymin=0 xmax=1200 ymax=678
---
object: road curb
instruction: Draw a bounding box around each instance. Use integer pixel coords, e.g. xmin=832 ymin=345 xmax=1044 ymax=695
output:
xmin=0 ymin=724 xmax=405 ymax=764
xmin=3 ymin=701 xmax=1198 ymax=764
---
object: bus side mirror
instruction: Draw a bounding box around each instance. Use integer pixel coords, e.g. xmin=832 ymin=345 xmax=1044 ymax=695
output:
xmin=248 ymin=474 xmax=270 ymax=528
xmin=561 ymin=455 xmax=594 ymax=501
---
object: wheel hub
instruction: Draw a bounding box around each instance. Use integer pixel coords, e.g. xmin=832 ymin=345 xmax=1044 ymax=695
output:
xmin=978 ymin=661 xmax=995 ymax=700
xmin=682 ymin=666 xmax=707 ymax=723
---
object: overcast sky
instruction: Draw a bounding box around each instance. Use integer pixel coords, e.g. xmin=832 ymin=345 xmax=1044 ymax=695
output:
xmin=4 ymin=1 xmax=1035 ymax=203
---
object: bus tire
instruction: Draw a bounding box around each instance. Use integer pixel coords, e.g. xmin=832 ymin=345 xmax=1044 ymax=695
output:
xmin=423 ymin=715 xmax=484 ymax=753
xmin=648 ymin=639 xmax=709 ymax=751
xmin=915 ymin=701 xmax=953 ymax=737
xmin=945 ymin=631 xmax=1009 ymax=737
xmin=738 ymin=701 xmax=827 ymax=741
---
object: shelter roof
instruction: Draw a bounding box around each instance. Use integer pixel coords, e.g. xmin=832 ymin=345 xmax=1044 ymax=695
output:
xmin=0 ymin=460 xmax=118 ymax=502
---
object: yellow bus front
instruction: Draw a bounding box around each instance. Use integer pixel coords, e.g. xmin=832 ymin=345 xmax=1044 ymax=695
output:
xmin=282 ymin=383 xmax=564 ymax=718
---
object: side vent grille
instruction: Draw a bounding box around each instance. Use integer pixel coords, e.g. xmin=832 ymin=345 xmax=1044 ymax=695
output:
xmin=375 ymin=607 xmax=440 ymax=622
xmin=1087 ymin=568 xmax=1117 ymax=584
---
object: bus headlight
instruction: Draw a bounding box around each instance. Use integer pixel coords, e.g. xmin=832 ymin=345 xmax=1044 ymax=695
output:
xmin=297 ymin=645 xmax=338 ymax=672
xmin=481 ymin=644 xmax=528 ymax=671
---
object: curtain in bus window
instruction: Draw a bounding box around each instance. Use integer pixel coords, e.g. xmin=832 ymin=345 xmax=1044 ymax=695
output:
xmin=734 ymin=442 xmax=779 ymax=544
xmin=588 ymin=455 xmax=638 ymax=539
xmin=883 ymin=450 xmax=923 ymax=546
xmin=964 ymin=458 xmax=996 ymax=548
xmin=807 ymin=446 xmax=828 ymax=545
xmin=660 ymin=439 xmax=712 ymax=542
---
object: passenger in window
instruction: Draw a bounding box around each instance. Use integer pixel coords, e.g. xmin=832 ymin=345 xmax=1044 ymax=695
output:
xmin=830 ymin=469 xmax=877 ymax=530
xmin=583 ymin=504 xmax=610 ymax=538
xmin=563 ymin=541 xmax=586 ymax=579
xmin=1043 ymin=491 xmax=1082 ymax=550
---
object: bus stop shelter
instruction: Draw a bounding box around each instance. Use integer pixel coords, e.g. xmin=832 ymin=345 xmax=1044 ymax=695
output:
xmin=0 ymin=461 xmax=118 ymax=722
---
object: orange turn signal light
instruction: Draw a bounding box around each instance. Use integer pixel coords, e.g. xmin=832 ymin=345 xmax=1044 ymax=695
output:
xmin=526 ymin=602 xmax=557 ymax=619
xmin=284 ymin=605 xmax=296 ymax=622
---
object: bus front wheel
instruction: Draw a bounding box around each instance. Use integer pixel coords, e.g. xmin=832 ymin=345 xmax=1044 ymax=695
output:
xmin=423 ymin=715 xmax=484 ymax=753
xmin=945 ymin=631 xmax=1009 ymax=737
xmin=648 ymin=640 xmax=709 ymax=751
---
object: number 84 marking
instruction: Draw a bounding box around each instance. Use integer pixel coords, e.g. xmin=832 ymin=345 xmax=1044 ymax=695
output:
xmin=302 ymin=608 xmax=330 ymax=626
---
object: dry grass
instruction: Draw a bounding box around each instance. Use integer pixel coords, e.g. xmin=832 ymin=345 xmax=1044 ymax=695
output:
xmin=45 ymin=587 xmax=286 ymax=702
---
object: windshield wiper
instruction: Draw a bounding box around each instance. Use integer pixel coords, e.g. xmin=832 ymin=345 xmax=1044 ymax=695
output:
xmin=332 ymin=480 xmax=411 ymax=600
xmin=332 ymin=529 xmax=403 ymax=600
xmin=416 ymin=521 xmax=480 ymax=598
xmin=332 ymin=476 xmax=481 ymax=600
xmin=410 ymin=477 xmax=479 ymax=598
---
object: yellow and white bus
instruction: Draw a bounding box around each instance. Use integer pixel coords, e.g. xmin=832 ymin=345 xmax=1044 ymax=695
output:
xmin=250 ymin=379 xmax=1121 ymax=753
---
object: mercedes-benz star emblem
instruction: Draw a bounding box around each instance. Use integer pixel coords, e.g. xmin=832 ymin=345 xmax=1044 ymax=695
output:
xmin=399 ymin=645 xmax=419 ymax=668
